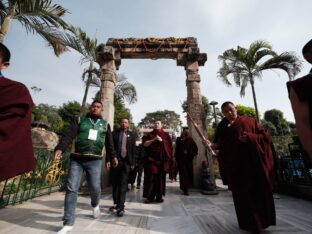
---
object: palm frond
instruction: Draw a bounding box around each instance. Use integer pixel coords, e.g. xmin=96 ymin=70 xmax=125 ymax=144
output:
xmin=253 ymin=49 xmax=277 ymax=64
xmin=260 ymin=52 xmax=302 ymax=80
xmin=14 ymin=0 xmax=68 ymax=29
xmin=115 ymin=74 xmax=137 ymax=104
xmin=0 ymin=1 xmax=7 ymax=24
xmin=82 ymin=67 xmax=101 ymax=86
xmin=239 ymin=75 xmax=250 ymax=97
xmin=247 ymin=40 xmax=272 ymax=58
xmin=17 ymin=21 xmax=68 ymax=55
xmin=62 ymin=25 xmax=97 ymax=64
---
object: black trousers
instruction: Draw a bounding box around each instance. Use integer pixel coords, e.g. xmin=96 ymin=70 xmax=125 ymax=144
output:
xmin=135 ymin=165 xmax=143 ymax=186
xmin=110 ymin=160 xmax=130 ymax=209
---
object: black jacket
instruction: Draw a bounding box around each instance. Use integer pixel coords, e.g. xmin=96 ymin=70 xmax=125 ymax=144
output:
xmin=109 ymin=129 xmax=136 ymax=165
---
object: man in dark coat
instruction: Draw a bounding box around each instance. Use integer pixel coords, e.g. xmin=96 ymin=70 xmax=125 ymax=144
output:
xmin=0 ymin=43 xmax=35 ymax=181
xmin=175 ymin=127 xmax=198 ymax=195
xmin=132 ymin=142 xmax=145 ymax=189
xmin=143 ymin=120 xmax=172 ymax=203
xmin=204 ymin=101 xmax=276 ymax=233
xmin=107 ymin=118 xmax=136 ymax=216
xmin=287 ymin=39 xmax=312 ymax=161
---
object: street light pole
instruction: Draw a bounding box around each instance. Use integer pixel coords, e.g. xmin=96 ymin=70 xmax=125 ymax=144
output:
xmin=209 ymin=101 xmax=218 ymax=127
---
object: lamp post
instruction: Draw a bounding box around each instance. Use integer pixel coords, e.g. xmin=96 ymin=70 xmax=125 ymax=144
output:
xmin=209 ymin=101 xmax=218 ymax=128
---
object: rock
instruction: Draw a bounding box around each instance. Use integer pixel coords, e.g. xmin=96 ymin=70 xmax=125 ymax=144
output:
xmin=31 ymin=127 xmax=59 ymax=150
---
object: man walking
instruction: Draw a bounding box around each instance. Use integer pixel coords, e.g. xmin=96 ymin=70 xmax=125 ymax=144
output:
xmin=52 ymin=100 xmax=115 ymax=234
xmin=143 ymin=120 xmax=172 ymax=203
xmin=203 ymin=101 xmax=276 ymax=233
xmin=107 ymin=118 xmax=136 ymax=216
xmin=175 ymin=127 xmax=198 ymax=195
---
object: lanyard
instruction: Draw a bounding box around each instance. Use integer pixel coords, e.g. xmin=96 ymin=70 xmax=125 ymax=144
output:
xmin=89 ymin=118 xmax=100 ymax=128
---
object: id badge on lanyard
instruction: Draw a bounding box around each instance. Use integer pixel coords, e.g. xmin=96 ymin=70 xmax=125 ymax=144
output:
xmin=88 ymin=129 xmax=98 ymax=141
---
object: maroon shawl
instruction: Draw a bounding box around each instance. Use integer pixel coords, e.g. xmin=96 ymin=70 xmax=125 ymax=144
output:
xmin=214 ymin=116 xmax=276 ymax=193
xmin=0 ymin=77 xmax=35 ymax=181
xmin=144 ymin=129 xmax=172 ymax=173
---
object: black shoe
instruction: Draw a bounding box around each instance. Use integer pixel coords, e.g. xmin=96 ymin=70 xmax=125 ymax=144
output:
xmin=109 ymin=205 xmax=118 ymax=212
xmin=155 ymin=198 xmax=164 ymax=203
xmin=116 ymin=208 xmax=124 ymax=217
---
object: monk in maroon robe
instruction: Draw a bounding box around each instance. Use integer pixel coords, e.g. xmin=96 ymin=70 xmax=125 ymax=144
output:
xmin=143 ymin=120 xmax=172 ymax=203
xmin=0 ymin=43 xmax=35 ymax=181
xmin=207 ymin=102 xmax=276 ymax=233
xmin=287 ymin=39 xmax=312 ymax=161
xmin=175 ymin=127 xmax=198 ymax=195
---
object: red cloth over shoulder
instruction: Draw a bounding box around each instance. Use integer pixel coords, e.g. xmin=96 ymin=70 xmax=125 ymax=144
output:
xmin=144 ymin=129 xmax=172 ymax=173
xmin=0 ymin=77 xmax=35 ymax=181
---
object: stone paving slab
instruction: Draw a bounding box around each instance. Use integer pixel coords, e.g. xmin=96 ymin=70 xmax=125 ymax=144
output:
xmin=0 ymin=180 xmax=312 ymax=233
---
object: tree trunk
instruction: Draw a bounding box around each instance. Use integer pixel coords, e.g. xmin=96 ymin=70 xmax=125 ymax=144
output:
xmin=81 ymin=63 xmax=94 ymax=113
xmin=250 ymin=77 xmax=260 ymax=122
xmin=81 ymin=75 xmax=91 ymax=112
xmin=0 ymin=16 xmax=12 ymax=43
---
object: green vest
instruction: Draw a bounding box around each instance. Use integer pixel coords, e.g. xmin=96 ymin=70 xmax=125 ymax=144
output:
xmin=72 ymin=116 xmax=107 ymax=159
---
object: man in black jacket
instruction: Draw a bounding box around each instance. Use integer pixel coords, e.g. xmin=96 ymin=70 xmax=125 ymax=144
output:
xmin=52 ymin=100 xmax=115 ymax=234
xmin=106 ymin=118 xmax=136 ymax=216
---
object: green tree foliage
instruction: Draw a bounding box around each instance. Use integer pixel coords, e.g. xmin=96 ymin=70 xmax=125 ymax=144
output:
xmin=207 ymin=126 xmax=216 ymax=141
xmin=32 ymin=104 xmax=64 ymax=133
xmin=0 ymin=0 xmax=70 ymax=55
xmin=261 ymin=120 xmax=277 ymax=136
xmin=218 ymin=40 xmax=302 ymax=121
xmin=236 ymin=104 xmax=257 ymax=119
xmin=138 ymin=110 xmax=182 ymax=132
xmin=264 ymin=109 xmax=290 ymax=136
xmin=58 ymin=101 xmax=81 ymax=130
xmin=114 ymin=96 xmax=132 ymax=130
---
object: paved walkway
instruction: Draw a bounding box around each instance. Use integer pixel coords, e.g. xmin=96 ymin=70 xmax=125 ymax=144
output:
xmin=0 ymin=180 xmax=312 ymax=234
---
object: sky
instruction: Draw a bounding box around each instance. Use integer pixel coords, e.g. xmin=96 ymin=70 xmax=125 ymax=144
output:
xmin=5 ymin=0 xmax=312 ymax=126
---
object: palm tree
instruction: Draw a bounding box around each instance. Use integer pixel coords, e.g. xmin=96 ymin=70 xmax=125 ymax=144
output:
xmin=114 ymin=73 xmax=137 ymax=104
xmin=81 ymin=66 xmax=101 ymax=110
xmin=0 ymin=0 xmax=69 ymax=56
xmin=60 ymin=25 xmax=99 ymax=110
xmin=94 ymin=73 xmax=138 ymax=105
xmin=61 ymin=26 xmax=137 ymax=109
xmin=218 ymin=40 xmax=302 ymax=121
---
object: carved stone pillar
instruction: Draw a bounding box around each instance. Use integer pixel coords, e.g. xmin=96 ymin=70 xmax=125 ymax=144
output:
xmin=184 ymin=61 xmax=215 ymax=190
xmin=96 ymin=45 xmax=117 ymax=188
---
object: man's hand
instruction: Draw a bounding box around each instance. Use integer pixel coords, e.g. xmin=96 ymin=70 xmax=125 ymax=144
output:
xmin=239 ymin=132 xmax=249 ymax=143
xmin=105 ymin=162 xmax=111 ymax=168
xmin=202 ymin=139 xmax=211 ymax=149
xmin=155 ymin=135 xmax=162 ymax=142
xmin=112 ymin=157 xmax=118 ymax=168
xmin=51 ymin=150 xmax=62 ymax=161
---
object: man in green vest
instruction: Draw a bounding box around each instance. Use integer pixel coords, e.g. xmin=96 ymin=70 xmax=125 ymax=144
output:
xmin=52 ymin=100 xmax=116 ymax=234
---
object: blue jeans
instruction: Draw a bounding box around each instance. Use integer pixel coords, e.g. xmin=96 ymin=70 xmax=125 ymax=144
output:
xmin=63 ymin=157 xmax=102 ymax=226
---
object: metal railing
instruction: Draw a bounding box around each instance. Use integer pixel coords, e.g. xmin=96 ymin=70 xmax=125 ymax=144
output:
xmin=277 ymin=142 xmax=312 ymax=186
xmin=0 ymin=148 xmax=69 ymax=208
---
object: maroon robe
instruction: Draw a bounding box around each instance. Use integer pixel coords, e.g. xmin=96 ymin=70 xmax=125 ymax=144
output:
xmin=143 ymin=129 xmax=172 ymax=201
xmin=175 ymin=136 xmax=198 ymax=192
xmin=0 ymin=77 xmax=35 ymax=181
xmin=214 ymin=116 xmax=276 ymax=233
